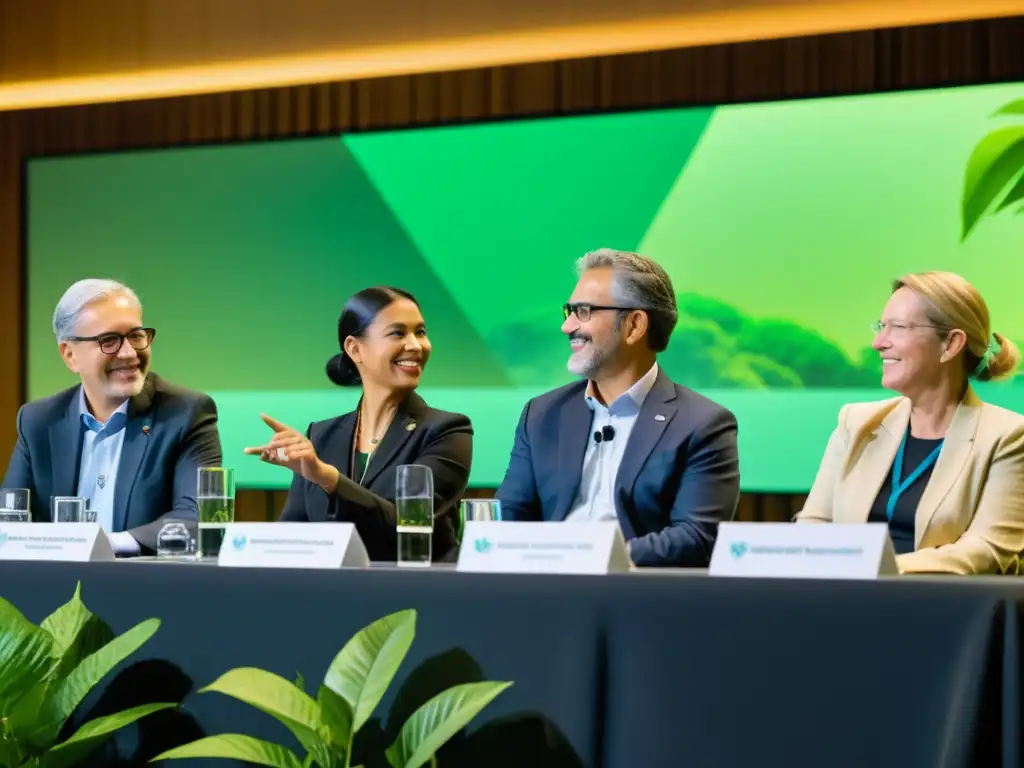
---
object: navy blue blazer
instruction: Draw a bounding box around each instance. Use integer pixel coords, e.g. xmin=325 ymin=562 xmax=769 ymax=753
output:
xmin=2 ymin=373 xmax=222 ymax=552
xmin=496 ymin=368 xmax=740 ymax=567
xmin=278 ymin=392 xmax=472 ymax=562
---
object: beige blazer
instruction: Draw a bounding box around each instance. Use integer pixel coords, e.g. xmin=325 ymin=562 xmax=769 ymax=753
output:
xmin=795 ymin=387 xmax=1024 ymax=575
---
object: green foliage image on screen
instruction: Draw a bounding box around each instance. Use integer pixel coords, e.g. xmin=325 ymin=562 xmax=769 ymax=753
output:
xmin=26 ymin=82 xmax=1024 ymax=491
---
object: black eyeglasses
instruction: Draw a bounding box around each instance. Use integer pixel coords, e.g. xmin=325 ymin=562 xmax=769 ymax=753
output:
xmin=563 ymin=303 xmax=642 ymax=322
xmin=65 ymin=327 xmax=156 ymax=355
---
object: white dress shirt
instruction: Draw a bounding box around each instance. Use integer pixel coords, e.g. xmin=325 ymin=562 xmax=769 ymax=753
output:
xmin=565 ymin=363 xmax=660 ymax=522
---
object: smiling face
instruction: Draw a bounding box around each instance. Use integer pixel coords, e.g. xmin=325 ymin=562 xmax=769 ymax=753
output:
xmin=872 ymin=286 xmax=966 ymax=396
xmin=561 ymin=267 xmax=628 ymax=379
xmin=344 ymin=298 xmax=431 ymax=395
xmin=59 ymin=293 xmax=150 ymax=412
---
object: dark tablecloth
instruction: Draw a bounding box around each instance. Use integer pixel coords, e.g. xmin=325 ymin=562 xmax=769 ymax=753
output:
xmin=1 ymin=562 xmax=1021 ymax=768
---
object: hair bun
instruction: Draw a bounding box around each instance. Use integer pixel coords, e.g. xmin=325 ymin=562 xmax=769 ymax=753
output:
xmin=977 ymin=331 xmax=1022 ymax=382
xmin=326 ymin=353 xmax=361 ymax=387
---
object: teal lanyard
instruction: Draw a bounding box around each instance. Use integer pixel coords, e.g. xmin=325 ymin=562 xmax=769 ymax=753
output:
xmin=886 ymin=430 xmax=943 ymax=521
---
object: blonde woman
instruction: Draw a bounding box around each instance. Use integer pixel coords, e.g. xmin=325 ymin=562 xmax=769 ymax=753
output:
xmin=796 ymin=271 xmax=1024 ymax=575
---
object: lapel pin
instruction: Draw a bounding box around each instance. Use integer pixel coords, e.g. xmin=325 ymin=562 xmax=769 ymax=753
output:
xmin=142 ymin=425 xmax=152 ymax=435
xmin=406 ymin=422 xmax=417 ymax=432
xmin=654 ymin=414 xmax=666 ymax=421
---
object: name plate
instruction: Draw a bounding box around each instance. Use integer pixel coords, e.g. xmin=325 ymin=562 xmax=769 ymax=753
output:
xmin=217 ymin=523 xmax=370 ymax=569
xmin=709 ymin=522 xmax=897 ymax=580
xmin=457 ymin=521 xmax=630 ymax=575
xmin=0 ymin=523 xmax=114 ymax=562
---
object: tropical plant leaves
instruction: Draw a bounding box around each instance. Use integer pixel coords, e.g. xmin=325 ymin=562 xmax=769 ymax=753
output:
xmin=995 ymin=168 xmax=1024 ymax=213
xmin=152 ymin=608 xmax=510 ymax=768
xmin=0 ymin=596 xmax=56 ymax=712
xmin=40 ymin=702 xmax=176 ymax=768
xmin=40 ymin=583 xmax=92 ymax=657
xmin=152 ymin=734 xmax=305 ymax=768
xmin=200 ymin=667 xmax=328 ymax=760
xmin=384 ymin=681 xmax=512 ymax=768
xmin=323 ymin=610 xmax=416 ymax=733
xmin=960 ymin=125 xmax=1024 ymax=240
xmin=317 ymin=684 xmax=354 ymax=751
xmin=994 ymin=98 xmax=1024 ymax=117
xmin=34 ymin=617 xmax=161 ymax=745
xmin=40 ymin=583 xmax=116 ymax=681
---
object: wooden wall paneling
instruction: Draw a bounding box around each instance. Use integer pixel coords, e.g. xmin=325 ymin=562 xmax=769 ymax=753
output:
xmin=1 ymin=18 xmax=1023 ymax=520
xmin=0 ymin=111 xmax=22 ymax=456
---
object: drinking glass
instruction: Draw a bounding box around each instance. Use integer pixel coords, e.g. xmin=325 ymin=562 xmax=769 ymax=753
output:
xmin=458 ymin=498 xmax=502 ymax=544
xmin=197 ymin=468 xmax=235 ymax=559
xmin=51 ymin=496 xmax=89 ymax=523
xmin=157 ymin=519 xmax=197 ymax=559
xmin=396 ymin=465 xmax=433 ymax=567
xmin=0 ymin=488 xmax=30 ymax=523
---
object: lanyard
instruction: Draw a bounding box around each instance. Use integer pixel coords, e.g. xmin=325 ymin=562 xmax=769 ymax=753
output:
xmin=886 ymin=430 xmax=943 ymax=521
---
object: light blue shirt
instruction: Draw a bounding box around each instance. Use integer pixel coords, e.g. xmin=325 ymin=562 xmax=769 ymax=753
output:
xmin=74 ymin=388 xmax=137 ymax=553
xmin=565 ymin=363 xmax=660 ymax=523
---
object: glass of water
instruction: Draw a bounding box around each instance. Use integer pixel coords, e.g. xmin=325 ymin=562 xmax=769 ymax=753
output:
xmin=157 ymin=519 xmax=196 ymax=559
xmin=0 ymin=488 xmax=30 ymax=523
xmin=51 ymin=496 xmax=89 ymax=523
xmin=458 ymin=498 xmax=502 ymax=544
xmin=197 ymin=467 xmax=235 ymax=559
xmin=396 ymin=464 xmax=433 ymax=567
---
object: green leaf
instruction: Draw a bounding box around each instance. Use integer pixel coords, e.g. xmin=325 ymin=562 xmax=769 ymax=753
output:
xmin=994 ymin=99 xmax=1024 ymax=117
xmin=151 ymin=734 xmax=304 ymax=768
xmin=294 ymin=672 xmax=306 ymax=693
xmin=41 ymin=702 xmax=176 ymax=768
xmin=323 ymin=609 xmax=416 ymax=732
xmin=0 ymin=720 xmax=26 ymax=767
xmin=200 ymin=668 xmax=326 ymax=757
xmin=385 ymin=681 xmax=512 ymax=768
xmin=40 ymin=584 xmax=115 ymax=682
xmin=40 ymin=583 xmax=91 ymax=658
xmin=961 ymin=125 xmax=1024 ymax=239
xmin=6 ymin=685 xmax=51 ymax=752
xmin=316 ymin=685 xmax=354 ymax=751
xmin=0 ymin=596 xmax=57 ymax=712
xmin=995 ymin=169 xmax=1024 ymax=213
xmin=33 ymin=618 xmax=160 ymax=745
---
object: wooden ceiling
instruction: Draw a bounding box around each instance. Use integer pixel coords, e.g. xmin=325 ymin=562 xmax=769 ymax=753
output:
xmin=2 ymin=0 xmax=1023 ymax=109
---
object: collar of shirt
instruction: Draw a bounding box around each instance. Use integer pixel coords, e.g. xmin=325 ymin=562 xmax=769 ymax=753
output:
xmin=77 ymin=387 xmax=130 ymax=435
xmin=584 ymin=362 xmax=659 ymax=416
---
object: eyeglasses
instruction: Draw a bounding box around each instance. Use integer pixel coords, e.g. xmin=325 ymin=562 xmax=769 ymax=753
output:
xmin=65 ymin=327 xmax=156 ymax=355
xmin=870 ymin=321 xmax=947 ymax=337
xmin=563 ymin=303 xmax=642 ymax=322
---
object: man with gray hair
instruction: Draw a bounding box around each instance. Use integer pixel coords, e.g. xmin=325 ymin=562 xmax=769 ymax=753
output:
xmin=496 ymin=249 xmax=740 ymax=566
xmin=3 ymin=279 xmax=222 ymax=555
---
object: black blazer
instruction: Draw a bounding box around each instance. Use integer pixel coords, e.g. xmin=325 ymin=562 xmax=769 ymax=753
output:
xmin=495 ymin=368 xmax=740 ymax=567
xmin=2 ymin=373 xmax=223 ymax=552
xmin=278 ymin=392 xmax=472 ymax=561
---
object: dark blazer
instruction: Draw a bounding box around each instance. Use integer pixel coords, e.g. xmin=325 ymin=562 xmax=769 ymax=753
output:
xmin=496 ymin=368 xmax=740 ymax=567
xmin=278 ymin=392 xmax=472 ymax=562
xmin=2 ymin=373 xmax=222 ymax=552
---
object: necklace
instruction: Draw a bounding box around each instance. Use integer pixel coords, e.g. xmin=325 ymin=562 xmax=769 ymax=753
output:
xmin=352 ymin=406 xmax=395 ymax=484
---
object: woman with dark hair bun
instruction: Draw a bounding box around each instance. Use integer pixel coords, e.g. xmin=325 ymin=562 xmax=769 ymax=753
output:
xmin=244 ymin=286 xmax=472 ymax=561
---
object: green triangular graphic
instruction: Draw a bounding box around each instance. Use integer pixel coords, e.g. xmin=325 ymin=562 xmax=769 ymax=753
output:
xmin=344 ymin=108 xmax=714 ymax=384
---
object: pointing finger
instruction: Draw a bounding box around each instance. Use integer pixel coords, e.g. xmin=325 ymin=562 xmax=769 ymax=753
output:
xmin=260 ymin=413 xmax=291 ymax=432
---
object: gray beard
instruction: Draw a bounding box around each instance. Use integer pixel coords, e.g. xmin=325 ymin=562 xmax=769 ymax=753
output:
xmin=567 ymin=339 xmax=619 ymax=379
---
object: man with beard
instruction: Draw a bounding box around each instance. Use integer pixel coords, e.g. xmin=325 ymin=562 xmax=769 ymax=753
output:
xmin=496 ymin=249 xmax=740 ymax=567
xmin=2 ymin=279 xmax=222 ymax=555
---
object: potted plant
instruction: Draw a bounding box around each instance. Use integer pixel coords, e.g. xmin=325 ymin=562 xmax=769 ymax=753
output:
xmin=153 ymin=608 xmax=511 ymax=768
xmin=0 ymin=583 xmax=175 ymax=768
